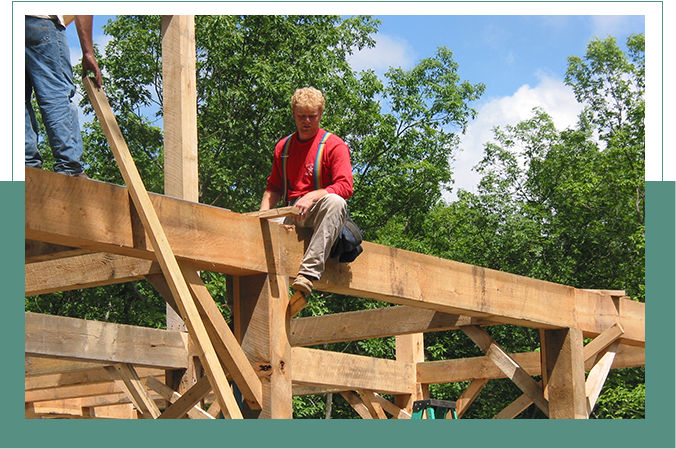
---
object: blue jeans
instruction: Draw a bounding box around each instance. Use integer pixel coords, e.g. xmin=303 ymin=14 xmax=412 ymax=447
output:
xmin=25 ymin=16 xmax=85 ymax=175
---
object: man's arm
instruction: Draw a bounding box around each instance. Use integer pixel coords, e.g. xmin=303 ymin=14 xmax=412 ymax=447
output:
xmin=74 ymin=15 xmax=102 ymax=87
xmin=260 ymin=190 xmax=282 ymax=212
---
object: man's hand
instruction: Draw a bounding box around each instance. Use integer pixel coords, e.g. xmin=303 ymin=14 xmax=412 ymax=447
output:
xmin=294 ymin=189 xmax=328 ymax=221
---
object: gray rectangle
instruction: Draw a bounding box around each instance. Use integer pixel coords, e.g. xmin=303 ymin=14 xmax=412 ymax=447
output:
xmin=645 ymin=118 xmax=662 ymax=181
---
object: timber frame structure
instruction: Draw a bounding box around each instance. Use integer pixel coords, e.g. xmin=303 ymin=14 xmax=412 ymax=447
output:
xmin=25 ymin=16 xmax=645 ymax=420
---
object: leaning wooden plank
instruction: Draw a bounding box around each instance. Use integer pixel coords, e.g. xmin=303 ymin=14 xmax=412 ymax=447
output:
xmin=291 ymin=347 xmax=415 ymax=395
xmin=146 ymin=376 xmax=214 ymax=419
xmin=25 ymin=312 xmax=189 ymax=369
xmin=585 ymin=340 xmax=621 ymax=416
xmin=461 ymin=325 xmax=549 ymax=417
xmin=105 ymin=364 xmax=162 ymax=419
xmin=493 ymin=381 xmax=543 ymax=419
xmin=340 ymin=391 xmax=373 ymax=419
xmin=180 ymin=264 xmax=263 ymax=409
xmin=454 ymin=378 xmax=489 ymax=418
xmin=83 ymin=77 xmax=242 ymax=419
xmin=372 ymin=392 xmax=412 ymax=419
xmin=358 ymin=390 xmax=388 ymax=419
xmin=24 ymin=167 xmax=645 ymax=346
xmin=583 ymin=323 xmax=624 ymax=370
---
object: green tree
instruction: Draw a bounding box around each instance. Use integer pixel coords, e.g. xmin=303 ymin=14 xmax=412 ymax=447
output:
xmin=28 ymin=15 xmax=487 ymax=419
xmin=394 ymin=34 xmax=645 ymax=418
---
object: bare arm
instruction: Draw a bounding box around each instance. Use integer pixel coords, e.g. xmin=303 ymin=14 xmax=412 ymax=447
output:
xmin=260 ymin=190 xmax=282 ymax=212
xmin=74 ymin=15 xmax=102 ymax=87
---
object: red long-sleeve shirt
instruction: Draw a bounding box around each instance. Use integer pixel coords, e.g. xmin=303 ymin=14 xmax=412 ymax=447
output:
xmin=265 ymin=129 xmax=354 ymax=201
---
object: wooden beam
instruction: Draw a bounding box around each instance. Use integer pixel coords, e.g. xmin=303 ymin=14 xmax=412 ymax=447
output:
xmin=541 ymin=328 xmax=587 ymax=419
xmin=462 ymin=325 xmax=549 ymax=417
xmin=105 ymin=364 xmax=162 ymax=419
xmin=455 ymin=378 xmax=489 ymax=418
xmin=25 ymin=356 xmax=109 ymax=377
xmin=25 ymin=252 xmax=160 ymax=295
xmin=394 ymin=333 xmax=425 ymax=414
xmin=357 ymin=390 xmax=388 ymax=419
xmin=25 ymin=240 xmax=91 ymax=263
xmin=290 ymin=306 xmax=495 ymax=347
xmin=494 ymin=326 xmax=635 ymax=419
xmin=493 ymin=381 xmax=543 ymax=419
xmin=245 ymin=206 xmax=300 ymax=219
xmin=25 ymin=167 xmax=645 ymax=346
xmin=585 ymin=340 xmax=621 ymax=416
xmin=26 ymin=367 xmax=164 ymax=391
xmin=179 ymin=264 xmax=263 ymax=409
xmin=146 ymin=375 xmax=214 ymax=419
xmin=25 ymin=312 xmax=189 ymax=369
xmin=417 ymin=344 xmax=643 ymax=385
xmin=83 ymin=77 xmax=243 ymax=419
xmin=340 ymin=391 xmax=373 ymax=419
xmin=583 ymin=323 xmax=625 ymax=370
xmin=161 ymin=14 xmax=198 ymax=203
xmin=291 ymin=347 xmax=415 ymax=395
xmin=26 ymin=379 xmax=125 ymax=403
xmin=372 ymin=392 xmax=411 ymax=419
xmin=238 ymin=273 xmax=293 ymax=419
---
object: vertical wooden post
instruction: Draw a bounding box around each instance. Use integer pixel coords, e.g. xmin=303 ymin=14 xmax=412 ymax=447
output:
xmin=161 ymin=14 xmax=198 ymax=202
xmin=160 ymin=15 xmax=200 ymax=395
xmin=394 ymin=333 xmax=425 ymax=413
xmin=541 ymin=328 xmax=587 ymax=419
xmin=237 ymin=274 xmax=293 ymax=419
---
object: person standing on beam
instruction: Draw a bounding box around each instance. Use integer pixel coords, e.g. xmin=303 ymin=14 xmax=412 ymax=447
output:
xmin=25 ymin=15 xmax=102 ymax=178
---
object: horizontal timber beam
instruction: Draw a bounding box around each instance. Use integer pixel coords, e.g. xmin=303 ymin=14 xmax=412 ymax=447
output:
xmin=417 ymin=345 xmax=645 ymax=384
xmin=289 ymin=306 xmax=496 ymax=347
xmin=25 ymin=252 xmax=161 ymax=296
xmin=291 ymin=347 xmax=416 ymax=395
xmin=25 ymin=167 xmax=645 ymax=345
xmin=25 ymin=312 xmax=189 ymax=369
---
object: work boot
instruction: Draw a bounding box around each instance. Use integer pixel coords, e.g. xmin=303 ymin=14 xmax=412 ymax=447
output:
xmin=292 ymin=273 xmax=314 ymax=295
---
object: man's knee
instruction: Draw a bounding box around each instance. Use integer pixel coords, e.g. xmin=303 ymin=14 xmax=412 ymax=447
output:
xmin=321 ymin=193 xmax=347 ymax=217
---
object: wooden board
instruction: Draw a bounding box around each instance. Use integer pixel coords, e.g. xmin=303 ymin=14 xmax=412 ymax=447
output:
xmin=83 ymin=77 xmax=243 ymax=419
xmin=291 ymin=347 xmax=415 ymax=395
xmin=25 ymin=312 xmax=189 ymax=369
xmin=25 ymin=166 xmax=645 ymax=346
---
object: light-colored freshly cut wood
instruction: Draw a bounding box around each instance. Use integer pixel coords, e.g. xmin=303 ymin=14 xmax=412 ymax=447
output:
xmin=105 ymin=364 xmax=162 ymax=419
xmin=291 ymin=347 xmax=415 ymax=395
xmin=25 ymin=166 xmax=645 ymax=347
xmin=461 ymin=325 xmax=549 ymax=417
xmin=585 ymin=340 xmax=621 ymax=416
xmin=454 ymin=378 xmax=489 ymax=418
xmin=83 ymin=77 xmax=243 ymax=419
xmin=145 ymin=375 xmax=214 ymax=419
xmin=340 ymin=391 xmax=373 ymax=419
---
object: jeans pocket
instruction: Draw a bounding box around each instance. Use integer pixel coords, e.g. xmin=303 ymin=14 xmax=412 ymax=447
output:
xmin=25 ymin=17 xmax=52 ymax=46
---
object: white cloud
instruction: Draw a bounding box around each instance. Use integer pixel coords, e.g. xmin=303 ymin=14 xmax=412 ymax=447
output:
xmin=348 ymin=34 xmax=416 ymax=74
xmin=589 ymin=16 xmax=643 ymax=40
xmin=444 ymin=74 xmax=583 ymax=202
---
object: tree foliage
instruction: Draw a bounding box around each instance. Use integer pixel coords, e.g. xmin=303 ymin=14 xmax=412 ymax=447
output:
xmin=26 ymin=17 xmax=644 ymax=419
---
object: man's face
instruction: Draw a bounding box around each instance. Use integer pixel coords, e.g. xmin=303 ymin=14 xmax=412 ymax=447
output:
xmin=293 ymin=107 xmax=322 ymax=141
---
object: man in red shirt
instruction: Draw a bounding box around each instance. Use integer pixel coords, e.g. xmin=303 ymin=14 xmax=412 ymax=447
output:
xmin=260 ymin=87 xmax=353 ymax=296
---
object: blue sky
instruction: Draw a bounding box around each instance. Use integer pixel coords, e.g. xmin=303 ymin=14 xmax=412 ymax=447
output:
xmin=33 ymin=9 xmax=653 ymax=196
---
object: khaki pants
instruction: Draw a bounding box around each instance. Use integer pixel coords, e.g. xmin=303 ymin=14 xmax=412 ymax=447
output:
xmin=284 ymin=194 xmax=347 ymax=280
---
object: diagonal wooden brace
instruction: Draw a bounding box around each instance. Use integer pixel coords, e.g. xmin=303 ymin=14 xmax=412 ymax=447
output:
xmin=84 ymin=77 xmax=243 ymax=419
